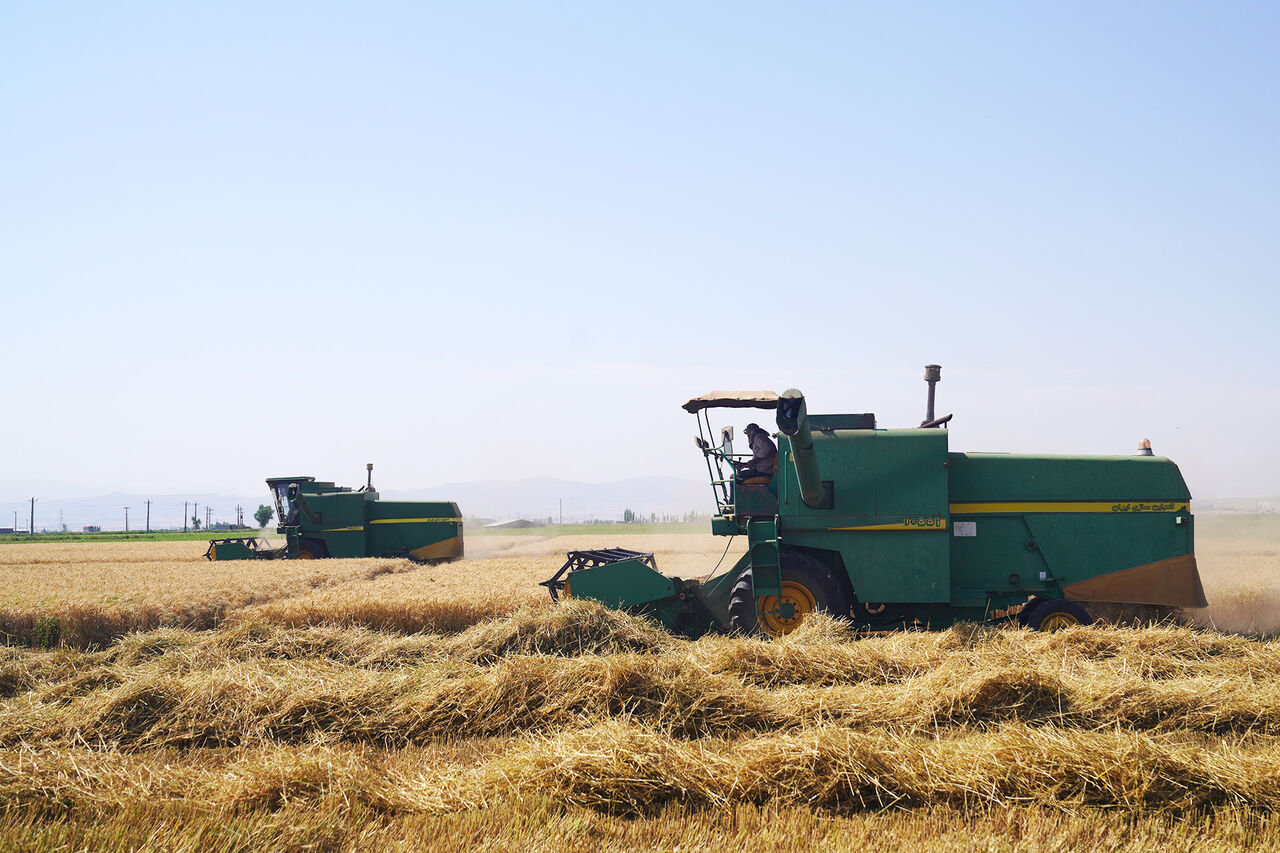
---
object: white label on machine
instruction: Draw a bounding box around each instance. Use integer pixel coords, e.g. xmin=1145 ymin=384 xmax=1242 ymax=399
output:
xmin=954 ymin=521 xmax=977 ymax=537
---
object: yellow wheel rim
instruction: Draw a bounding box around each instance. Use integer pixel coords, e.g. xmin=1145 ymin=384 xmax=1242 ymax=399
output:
xmin=295 ymin=550 xmax=317 ymax=560
xmin=757 ymin=580 xmax=817 ymax=637
xmin=1039 ymin=611 xmax=1081 ymax=630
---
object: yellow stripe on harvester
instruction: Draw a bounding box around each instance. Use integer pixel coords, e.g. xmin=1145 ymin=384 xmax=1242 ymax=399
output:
xmin=949 ymin=501 xmax=1188 ymax=514
xmin=829 ymin=519 xmax=947 ymax=532
xmin=322 ymin=526 xmax=365 ymax=532
xmin=368 ymin=517 xmax=462 ymax=524
xmin=825 ymin=502 xmax=1189 ymax=531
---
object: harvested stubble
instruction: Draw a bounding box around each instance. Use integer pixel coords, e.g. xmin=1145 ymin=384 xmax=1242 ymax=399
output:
xmin=4 ymin=611 xmax=1280 ymax=849
xmin=3 ymin=722 xmax=1278 ymax=821
xmin=0 ymin=743 xmax=437 ymax=815
xmin=0 ymin=534 xmax=743 ymax=649
xmin=3 ymin=527 xmax=1280 ymax=849
xmin=5 ymin=607 xmax=1280 ymax=753
xmin=3 ymin=803 xmax=1280 ymax=853
xmin=234 ymin=530 xmax=742 ymax=634
xmin=2 ymin=655 xmax=782 ymax=750
xmin=235 ymin=553 xmax=555 ymax=634
xmin=447 ymin=719 xmax=1280 ymax=815
xmin=0 ymin=540 xmax=432 ymax=648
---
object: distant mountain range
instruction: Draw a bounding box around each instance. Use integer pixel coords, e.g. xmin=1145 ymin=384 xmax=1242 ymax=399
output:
xmin=5 ymin=482 xmax=1272 ymax=533
xmin=0 ymin=477 xmax=710 ymax=532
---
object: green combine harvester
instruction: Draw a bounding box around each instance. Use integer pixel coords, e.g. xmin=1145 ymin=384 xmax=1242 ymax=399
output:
xmin=206 ymin=465 xmax=462 ymax=562
xmin=543 ymin=366 xmax=1206 ymax=636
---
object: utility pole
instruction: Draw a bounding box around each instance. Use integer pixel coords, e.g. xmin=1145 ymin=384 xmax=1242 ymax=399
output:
xmin=145 ymin=500 xmax=151 ymax=533
xmin=194 ymin=503 xmax=199 ymax=531
xmin=559 ymin=498 xmax=563 ymax=525
xmin=206 ymin=506 xmax=211 ymax=529
xmin=124 ymin=506 xmax=130 ymax=532
xmin=184 ymin=502 xmax=189 ymax=532
xmin=29 ymin=498 xmax=35 ymax=535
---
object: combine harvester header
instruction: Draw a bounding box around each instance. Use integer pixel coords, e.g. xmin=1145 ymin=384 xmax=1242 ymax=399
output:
xmin=544 ymin=365 xmax=1205 ymax=636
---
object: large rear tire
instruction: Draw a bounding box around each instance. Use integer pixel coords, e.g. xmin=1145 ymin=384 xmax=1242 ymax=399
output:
xmin=1025 ymin=598 xmax=1093 ymax=631
xmin=295 ymin=539 xmax=329 ymax=560
xmin=1016 ymin=596 xmax=1048 ymax=628
xmin=729 ymin=552 xmax=848 ymax=638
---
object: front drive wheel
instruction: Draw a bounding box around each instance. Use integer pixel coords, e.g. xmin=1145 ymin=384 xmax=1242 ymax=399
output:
xmin=728 ymin=552 xmax=848 ymax=638
xmin=294 ymin=539 xmax=329 ymax=560
xmin=1025 ymin=598 xmax=1093 ymax=631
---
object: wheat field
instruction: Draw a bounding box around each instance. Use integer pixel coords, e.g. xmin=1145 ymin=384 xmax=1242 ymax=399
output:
xmin=0 ymin=517 xmax=1277 ymax=851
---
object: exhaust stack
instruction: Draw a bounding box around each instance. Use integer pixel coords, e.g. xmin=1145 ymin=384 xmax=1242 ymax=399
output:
xmin=922 ymin=364 xmax=941 ymax=425
xmin=919 ymin=364 xmax=952 ymax=428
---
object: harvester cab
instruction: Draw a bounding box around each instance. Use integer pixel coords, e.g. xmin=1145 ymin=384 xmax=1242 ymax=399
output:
xmin=544 ymin=365 xmax=1206 ymax=638
xmin=270 ymin=477 xmax=314 ymax=528
xmin=205 ymin=465 xmax=463 ymax=562
xmin=684 ymin=390 xmax=877 ymax=528
xmin=686 ymin=391 xmax=783 ymax=521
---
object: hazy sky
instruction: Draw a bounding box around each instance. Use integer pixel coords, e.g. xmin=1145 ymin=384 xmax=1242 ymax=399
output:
xmin=3 ymin=2 xmax=1277 ymax=503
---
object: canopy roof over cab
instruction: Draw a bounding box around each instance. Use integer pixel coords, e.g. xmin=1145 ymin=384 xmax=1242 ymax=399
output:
xmin=681 ymin=390 xmax=779 ymax=413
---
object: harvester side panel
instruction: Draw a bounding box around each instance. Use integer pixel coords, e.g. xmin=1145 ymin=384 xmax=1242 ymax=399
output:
xmin=1025 ymin=513 xmax=1200 ymax=605
xmin=1022 ymin=513 xmax=1190 ymax=582
xmin=368 ymin=500 xmax=463 ymax=560
xmin=300 ymin=491 xmax=367 ymax=557
xmin=792 ymin=531 xmax=949 ymax=602
xmin=778 ymin=431 xmax=876 ymax=516
xmin=872 ymin=430 xmax=951 ymax=516
xmin=946 ymin=453 xmax=1192 ymax=502
xmin=946 ymin=453 xmax=1199 ymax=607
xmin=777 ymin=429 xmax=950 ymax=603
xmin=947 ymin=515 xmax=1052 ymax=596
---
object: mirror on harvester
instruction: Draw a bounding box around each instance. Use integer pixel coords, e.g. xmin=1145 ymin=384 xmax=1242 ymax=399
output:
xmin=720 ymin=426 xmax=734 ymax=455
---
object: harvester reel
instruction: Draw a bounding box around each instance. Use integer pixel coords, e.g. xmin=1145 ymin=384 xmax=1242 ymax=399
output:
xmin=729 ymin=552 xmax=848 ymax=638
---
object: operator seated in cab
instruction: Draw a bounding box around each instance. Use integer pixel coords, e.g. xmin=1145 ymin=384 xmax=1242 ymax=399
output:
xmin=734 ymin=423 xmax=777 ymax=484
